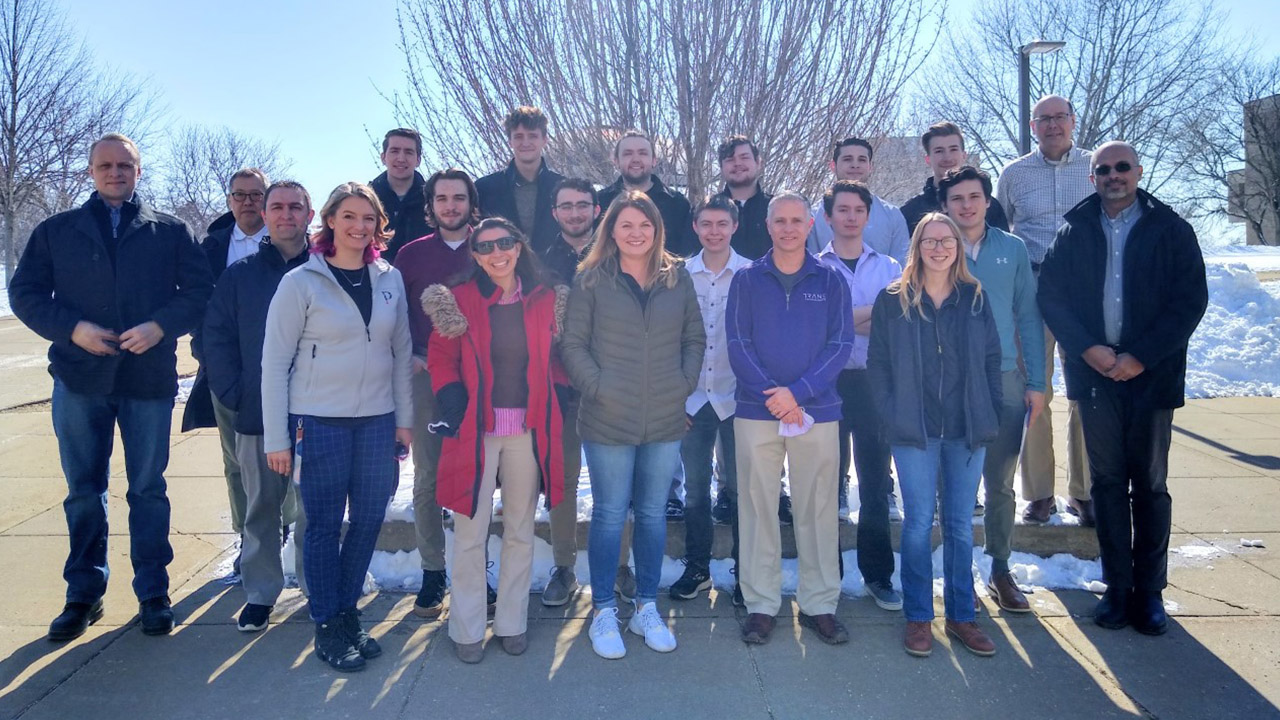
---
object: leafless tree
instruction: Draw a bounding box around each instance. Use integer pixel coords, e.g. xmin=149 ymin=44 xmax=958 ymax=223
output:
xmin=0 ymin=0 xmax=157 ymax=281
xmin=153 ymin=125 xmax=291 ymax=234
xmin=918 ymin=0 xmax=1229 ymax=196
xmin=387 ymin=0 xmax=941 ymax=204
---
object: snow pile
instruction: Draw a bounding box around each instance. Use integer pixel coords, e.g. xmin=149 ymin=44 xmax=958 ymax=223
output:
xmin=1201 ymin=244 xmax=1280 ymax=273
xmin=1184 ymin=262 xmax=1280 ymax=398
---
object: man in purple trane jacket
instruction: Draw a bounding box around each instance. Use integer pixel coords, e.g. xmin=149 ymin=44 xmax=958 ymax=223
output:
xmin=726 ymin=191 xmax=855 ymax=648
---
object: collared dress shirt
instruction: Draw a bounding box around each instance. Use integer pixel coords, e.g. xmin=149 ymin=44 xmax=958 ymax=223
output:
xmin=685 ymin=248 xmax=752 ymax=419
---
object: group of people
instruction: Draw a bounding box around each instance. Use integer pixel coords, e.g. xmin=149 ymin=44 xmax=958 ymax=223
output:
xmin=7 ymin=95 xmax=1207 ymax=671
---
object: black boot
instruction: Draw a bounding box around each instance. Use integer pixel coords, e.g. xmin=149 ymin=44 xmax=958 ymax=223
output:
xmin=139 ymin=596 xmax=175 ymax=636
xmin=1094 ymin=587 xmax=1131 ymax=630
xmin=48 ymin=600 xmax=104 ymax=642
xmin=314 ymin=620 xmax=365 ymax=671
xmin=338 ymin=608 xmax=382 ymax=658
xmin=1128 ymin=590 xmax=1168 ymax=636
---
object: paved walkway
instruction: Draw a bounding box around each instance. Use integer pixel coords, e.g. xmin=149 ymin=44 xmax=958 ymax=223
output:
xmin=0 ymin=316 xmax=1277 ymax=719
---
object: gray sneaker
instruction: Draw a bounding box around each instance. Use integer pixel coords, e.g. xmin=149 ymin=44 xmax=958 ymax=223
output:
xmin=615 ymin=566 xmax=637 ymax=603
xmin=541 ymin=566 xmax=579 ymax=607
xmin=867 ymin=579 xmax=904 ymax=611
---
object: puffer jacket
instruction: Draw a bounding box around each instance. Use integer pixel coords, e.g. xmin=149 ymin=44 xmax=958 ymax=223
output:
xmin=422 ymin=275 xmax=568 ymax=518
xmin=560 ymin=260 xmax=705 ymax=445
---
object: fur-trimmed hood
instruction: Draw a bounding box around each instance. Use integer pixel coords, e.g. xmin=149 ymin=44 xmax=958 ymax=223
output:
xmin=420 ymin=281 xmax=569 ymax=340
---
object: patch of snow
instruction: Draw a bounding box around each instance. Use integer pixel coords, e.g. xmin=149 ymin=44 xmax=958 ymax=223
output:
xmin=1201 ymin=244 xmax=1280 ymax=273
xmin=1184 ymin=263 xmax=1280 ymax=398
xmin=175 ymin=376 xmax=196 ymax=404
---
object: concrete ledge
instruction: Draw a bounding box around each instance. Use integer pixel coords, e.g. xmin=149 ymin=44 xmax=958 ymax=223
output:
xmin=368 ymin=518 xmax=1100 ymax=559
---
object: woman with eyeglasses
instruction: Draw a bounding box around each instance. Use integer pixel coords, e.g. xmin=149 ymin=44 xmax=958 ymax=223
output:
xmin=866 ymin=212 xmax=1003 ymax=659
xmin=421 ymin=217 xmax=568 ymax=664
xmin=560 ymin=190 xmax=705 ymax=659
xmin=261 ymin=182 xmax=413 ymax=672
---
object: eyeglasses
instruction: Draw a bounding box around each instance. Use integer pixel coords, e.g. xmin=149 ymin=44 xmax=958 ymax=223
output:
xmin=919 ymin=237 xmax=958 ymax=250
xmin=555 ymin=201 xmax=594 ymax=212
xmin=230 ymin=191 xmax=265 ymax=203
xmin=472 ymin=236 xmax=520 ymax=255
xmin=1093 ymin=161 xmax=1134 ymax=176
xmin=1033 ymin=113 xmax=1073 ymax=125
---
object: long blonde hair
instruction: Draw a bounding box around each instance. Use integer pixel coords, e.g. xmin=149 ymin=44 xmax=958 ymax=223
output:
xmin=888 ymin=212 xmax=983 ymax=318
xmin=578 ymin=189 xmax=680 ymax=290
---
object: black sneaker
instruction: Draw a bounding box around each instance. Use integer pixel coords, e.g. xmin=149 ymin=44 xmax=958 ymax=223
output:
xmin=778 ymin=493 xmax=793 ymax=526
xmin=670 ymin=564 xmax=712 ymax=600
xmin=414 ymin=569 xmax=447 ymax=618
xmin=237 ymin=603 xmax=272 ymax=633
xmin=729 ymin=566 xmax=745 ymax=608
xmin=314 ymin=620 xmax=365 ymax=672
xmin=712 ymin=493 xmax=736 ymax=525
xmin=139 ymin=596 xmax=175 ymax=636
xmin=487 ymin=582 xmax=498 ymax=618
xmin=48 ymin=599 xmax=103 ymax=642
xmin=666 ymin=497 xmax=685 ymax=520
xmin=338 ymin=608 xmax=382 ymax=658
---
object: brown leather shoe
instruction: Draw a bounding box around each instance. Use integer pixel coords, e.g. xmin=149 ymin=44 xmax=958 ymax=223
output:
xmin=798 ymin=613 xmax=849 ymax=645
xmin=904 ymin=621 xmax=933 ymax=657
xmin=741 ymin=613 xmax=776 ymax=645
xmin=945 ymin=620 xmax=996 ymax=657
xmin=1066 ymin=497 xmax=1096 ymax=528
xmin=987 ymin=572 xmax=1031 ymax=613
xmin=1022 ymin=497 xmax=1056 ymax=524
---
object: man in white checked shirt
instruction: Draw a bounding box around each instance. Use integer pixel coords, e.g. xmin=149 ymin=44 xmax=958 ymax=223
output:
xmin=996 ymin=95 xmax=1095 ymax=526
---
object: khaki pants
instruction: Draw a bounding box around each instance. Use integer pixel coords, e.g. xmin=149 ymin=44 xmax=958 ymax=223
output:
xmin=448 ymin=432 xmax=540 ymax=645
xmin=410 ymin=369 xmax=446 ymax=571
xmin=548 ymin=398 xmax=631 ymax=569
xmin=1021 ymin=323 xmax=1092 ymax=502
xmin=735 ymin=418 xmax=841 ymax=616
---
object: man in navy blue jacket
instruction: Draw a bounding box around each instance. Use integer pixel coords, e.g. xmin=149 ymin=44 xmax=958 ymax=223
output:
xmin=727 ymin=192 xmax=854 ymax=647
xmin=8 ymin=133 xmax=213 ymax=641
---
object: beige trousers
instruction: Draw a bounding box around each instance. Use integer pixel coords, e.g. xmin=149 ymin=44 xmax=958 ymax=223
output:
xmin=735 ymin=418 xmax=841 ymax=617
xmin=448 ymin=431 xmax=540 ymax=645
xmin=1021 ymin=323 xmax=1092 ymax=502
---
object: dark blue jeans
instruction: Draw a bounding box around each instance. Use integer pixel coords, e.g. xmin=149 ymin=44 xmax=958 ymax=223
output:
xmin=52 ymin=379 xmax=175 ymax=604
xmin=296 ymin=413 xmax=398 ymax=623
xmin=680 ymin=403 xmax=737 ymax=570
xmin=837 ymin=369 xmax=895 ymax=584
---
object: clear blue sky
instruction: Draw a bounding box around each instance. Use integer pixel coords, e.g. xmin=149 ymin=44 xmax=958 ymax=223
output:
xmin=66 ymin=0 xmax=1280 ymax=209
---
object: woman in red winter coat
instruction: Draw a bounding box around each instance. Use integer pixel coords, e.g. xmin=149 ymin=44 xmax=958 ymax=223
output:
xmin=422 ymin=217 xmax=568 ymax=664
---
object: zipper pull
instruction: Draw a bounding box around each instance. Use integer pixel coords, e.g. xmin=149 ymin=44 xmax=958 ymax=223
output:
xmin=366 ymin=327 xmax=371 ymax=342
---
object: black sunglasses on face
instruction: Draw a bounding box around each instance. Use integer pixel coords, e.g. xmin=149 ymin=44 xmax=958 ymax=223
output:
xmin=1093 ymin=161 xmax=1134 ymax=176
xmin=472 ymin=236 xmax=519 ymax=254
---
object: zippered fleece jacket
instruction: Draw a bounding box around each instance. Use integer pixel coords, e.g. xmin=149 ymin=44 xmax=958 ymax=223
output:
xmin=261 ymin=252 xmax=413 ymax=453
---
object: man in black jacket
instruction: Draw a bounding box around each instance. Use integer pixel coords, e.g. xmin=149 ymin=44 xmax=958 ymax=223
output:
xmin=901 ymin=122 xmax=1009 ymax=236
xmin=370 ymin=128 xmax=431 ymax=263
xmin=475 ymin=106 xmax=564 ymax=254
xmin=203 ymin=181 xmax=313 ymax=633
xmin=8 ymin=133 xmax=213 ymax=640
xmin=597 ymin=130 xmax=696 ymax=257
xmin=1037 ymin=141 xmax=1207 ymax=637
xmin=715 ymin=135 xmax=773 ymax=261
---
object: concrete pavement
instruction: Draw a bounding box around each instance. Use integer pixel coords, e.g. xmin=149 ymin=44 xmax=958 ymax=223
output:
xmin=0 ymin=316 xmax=1277 ymax=719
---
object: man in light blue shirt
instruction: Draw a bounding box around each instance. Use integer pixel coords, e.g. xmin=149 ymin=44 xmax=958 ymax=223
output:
xmin=815 ymin=180 xmax=903 ymax=612
xmin=807 ymin=137 xmax=910 ymax=266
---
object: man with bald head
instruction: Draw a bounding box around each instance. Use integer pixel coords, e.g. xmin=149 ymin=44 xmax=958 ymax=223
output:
xmin=997 ymin=95 xmax=1096 ymax=526
xmin=1037 ymin=141 xmax=1206 ymax=636
xmin=727 ymin=192 xmax=854 ymax=646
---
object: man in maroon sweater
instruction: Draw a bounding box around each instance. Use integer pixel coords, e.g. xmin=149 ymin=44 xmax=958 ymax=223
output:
xmin=393 ymin=168 xmax=478 ymax=618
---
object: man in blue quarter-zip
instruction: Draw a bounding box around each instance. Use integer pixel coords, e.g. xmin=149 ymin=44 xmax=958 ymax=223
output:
xmin=728 ymin=192 xmax=854 ymax=647
xmin=940 ymin=166 xmax=1045 ymax=615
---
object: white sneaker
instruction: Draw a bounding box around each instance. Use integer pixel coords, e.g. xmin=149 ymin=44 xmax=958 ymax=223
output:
xmin=589 ymin=607 xmax=627 ymax=659
xmin=627 ymin=602 xmax=677 ymax=653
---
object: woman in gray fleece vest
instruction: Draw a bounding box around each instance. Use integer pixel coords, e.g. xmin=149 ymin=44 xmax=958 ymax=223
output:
xmin=561 ymin=190 xmax=705 ymax=660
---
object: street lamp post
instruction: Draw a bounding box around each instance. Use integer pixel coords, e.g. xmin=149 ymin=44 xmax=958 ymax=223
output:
xmin=1019 ymin=40 xmax=1066 ymax=155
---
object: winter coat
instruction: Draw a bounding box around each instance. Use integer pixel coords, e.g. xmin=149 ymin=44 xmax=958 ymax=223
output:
xmin=475 ymin=159 xmax=565 ymax=254
xmin=715 ymin=185 xmax=772 ymax=260
xmin=560 ymin=261 xmax=705 ymax=445
xmin=866 ymin=282 xmax=1003 ymax=450
xmin=183 ymin=211 xmax=237 ymax=431
xmin=260 ymin=253 xmax=413 ymax=453
xmin=422 ymin=275 xmax=569 ymax=518
xmin=202 ymin=241 xmax=309 ymax=436
xmin=8 ymin=194 xmax=213 ymax=399
xmin=1037 ymin=189 xmax=1207 ymax=409
xmin=370 ymin=170 xmax=432 ymax=263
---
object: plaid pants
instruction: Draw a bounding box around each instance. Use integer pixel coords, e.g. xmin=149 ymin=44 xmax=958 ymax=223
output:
xmin=295 ymin=413 xmax=397 ymax=623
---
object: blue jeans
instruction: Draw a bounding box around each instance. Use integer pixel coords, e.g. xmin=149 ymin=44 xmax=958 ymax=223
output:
xmin=892 ymin=439 xmax=986 ymax=623
xmin=296 ymin=413 xmax=398 ymax=623
xmin=584 ymin=440 xmax=682 ymax=609
xmin=680 ymin=403 xmax=737 ymax=569
xmin=52 ymin=379 xmax=175 ymax=604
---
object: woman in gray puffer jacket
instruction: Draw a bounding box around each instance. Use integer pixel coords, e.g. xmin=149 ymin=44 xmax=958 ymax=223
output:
xmin=560 ymin=190 xmax=704 ymax=660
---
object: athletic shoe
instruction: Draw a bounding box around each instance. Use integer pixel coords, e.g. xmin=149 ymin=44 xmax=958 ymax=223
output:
xmin=712 ymin=492 xmax=736 ymax=525
xmin=589 ymin=607 xmax=626 ymax=659
xmin=315 ymin=620 xmax=364 ymax=671
xmin=866 ymin=579 xmax=904 ymax=611
xmin=665 ymin=497 xmax=685 ymax=520
xmin=777 ymin=493 xmax=793 ymax=526
xmin=237 ymin=603 xmax=272 ymax=633
xmin=338 ymin=607 xmax=382 ymax=659
xmin=628 ymin=602 xmax=677 ymax=652
xmin=669 ymin=564 xmax=712 ymax=600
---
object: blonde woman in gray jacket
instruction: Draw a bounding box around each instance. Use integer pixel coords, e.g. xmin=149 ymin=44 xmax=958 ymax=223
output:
xmin=262 ymin=182 xmax=413 ymax=672
xmin=561 ymin=190 xmax=706 ymax=660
